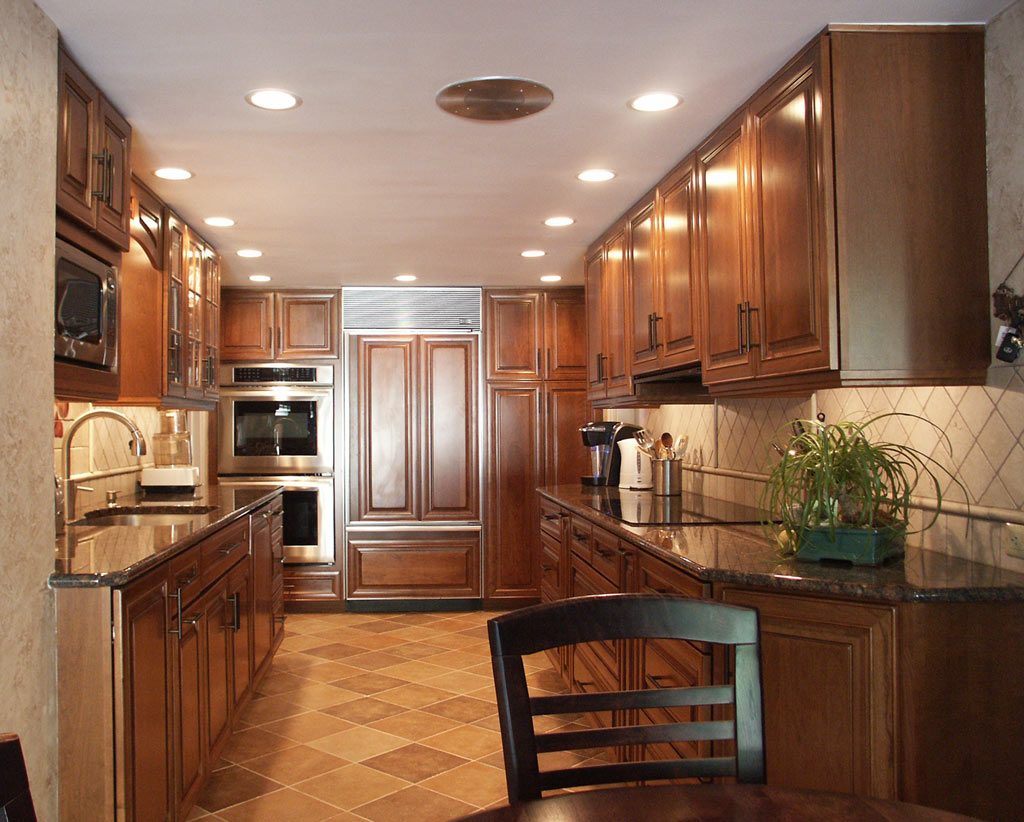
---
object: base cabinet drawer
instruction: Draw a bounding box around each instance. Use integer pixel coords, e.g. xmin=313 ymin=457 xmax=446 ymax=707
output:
xmin=348 ymin=531 xmax=481 ymax=599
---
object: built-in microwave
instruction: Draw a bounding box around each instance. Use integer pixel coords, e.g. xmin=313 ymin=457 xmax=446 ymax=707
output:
xmin=54 ymin=237 xmax=118 ymax=371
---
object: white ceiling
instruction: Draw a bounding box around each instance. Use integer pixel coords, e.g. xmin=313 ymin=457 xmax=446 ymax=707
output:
xmin=39 ymin=0 xmax=1008 ymax=288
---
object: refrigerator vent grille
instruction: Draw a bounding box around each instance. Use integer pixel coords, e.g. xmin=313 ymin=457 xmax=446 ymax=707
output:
xmin=342 ymin=287 xmax=481 ymax=331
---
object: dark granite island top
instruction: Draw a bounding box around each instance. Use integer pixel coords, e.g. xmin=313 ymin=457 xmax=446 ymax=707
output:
xmin=539 ymin=484 xmax=1024 ymax=603
xmin=50 ymin=485 xmax=282 ymax=587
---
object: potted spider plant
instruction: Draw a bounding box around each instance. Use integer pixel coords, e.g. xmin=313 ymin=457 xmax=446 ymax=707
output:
xmin=760 ymin=413 xmax=966 ymax=566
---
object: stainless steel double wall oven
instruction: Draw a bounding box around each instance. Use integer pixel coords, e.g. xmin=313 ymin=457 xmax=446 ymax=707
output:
xmin=218 ymin=364 xmax=335 ymax=564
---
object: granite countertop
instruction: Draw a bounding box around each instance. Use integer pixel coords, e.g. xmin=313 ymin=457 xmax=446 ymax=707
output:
xmin=51 ymin=485 xmax=282 ymax=588
xmin=539 ymin=484 xmax=1024 ymax=603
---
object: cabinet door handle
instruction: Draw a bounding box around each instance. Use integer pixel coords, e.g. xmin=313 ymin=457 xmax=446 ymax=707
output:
xmin=266 ymin=327 xmax=272 ymax=354
xmin=167 ymin=588 xmax=184 ymax=637
xmin=745 ymin=301 xmax=755 ymax=352
xmin=91 ymin=150 xmax=108 ymax=201
xmin=653 ymin=314 xmax=661 ymax=349
xmin=104 ymin=151 xmax=114 ymax=205
xmin=647 ymin=313 xmax=656 ymax=351
xmin=228 ymin=593 xmax=241 ymax=632
xmin=546 ymin=347 xmax=552 ymax=375
xmin=595 ymin=352 xmax=603 ymax=382
xmin=277 ymin=327 xmax=283 ymax=353
xmin=737 ymin=302 xmax=745 ymax=354
xmin=536 ymin=348 xmax=542 ymax=375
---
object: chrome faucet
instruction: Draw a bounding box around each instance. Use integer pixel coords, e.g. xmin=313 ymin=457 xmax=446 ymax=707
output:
xmin=61 ymin=410 xmax=147 ymax=528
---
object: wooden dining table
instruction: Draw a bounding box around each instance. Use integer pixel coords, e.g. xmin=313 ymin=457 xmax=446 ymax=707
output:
xmin=454 ymin=784 xmax=980 ymax=821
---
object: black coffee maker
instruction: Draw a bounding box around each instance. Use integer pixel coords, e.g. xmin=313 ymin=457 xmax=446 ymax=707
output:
xmin=579 ymin=421 xmax=643 ymax=486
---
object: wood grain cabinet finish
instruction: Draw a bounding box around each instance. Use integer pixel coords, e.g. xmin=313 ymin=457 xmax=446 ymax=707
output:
xmin=627 ymin=199 xmax=660 ymax=372
xmin=543 ymin=290 xmax=587 ymax=379
xmin=543 ymin=382 xmax=591 ymax=488
xmin=172 ymin=595 xmax=206 ymax=812
xmin=585 ymin=229 xmax=632 ymax=401
xmin=222 ymin=290 xmax=339 ymax=361
xmin=347 ymin=532 xmax=481 ymax=599
xmin=56 ymin=44 xmax=131 ymax=251
xmin=584 ymin=249 xmax=606 ymax=398
xmin=485 ymin=291 xmax=543 ymax=380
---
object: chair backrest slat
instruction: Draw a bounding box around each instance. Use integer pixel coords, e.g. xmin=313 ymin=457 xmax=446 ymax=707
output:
xmin=0 ymin=733 xmax=37 ymax=822
xmin=531 ymin=683 xmax=735 ymax=716
xmin=488 ymin=594 xmax=765 ymax=802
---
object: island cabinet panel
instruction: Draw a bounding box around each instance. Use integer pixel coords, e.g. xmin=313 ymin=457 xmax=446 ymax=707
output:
xmin=226 ymin=558 xmax=253 ymax=705
xmin=716 ymin=588 xmax=896 ymax=799
xmin=173 ymin=602 xmax=207 ymax=812
xmin=202 ymin=580 xmax=234 ymax=761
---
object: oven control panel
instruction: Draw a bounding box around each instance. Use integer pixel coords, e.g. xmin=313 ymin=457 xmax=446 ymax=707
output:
xmin=222 ymin=364 xmax=334 ymax=386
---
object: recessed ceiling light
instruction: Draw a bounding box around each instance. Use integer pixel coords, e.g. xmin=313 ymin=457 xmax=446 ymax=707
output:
xmin=577 ymin=169 xmax=615 ymax=183
xmin=544 ymin=216 xmax=574 ymax=227
xmin=245 ymin=88 xmax=302 ymax=111
xmin=204 ymin=216 xmax=235 ymax=227
xmin=394 ymin=274 xmax=418 ymax=282
xmin=154 ymin=167 xmax=192 ymax=180
xmin=540 ymin=274 xmax=562 ymax=283
xmin=248 ymin=274 xmax=271 ymax=283
xmin=521 ymin=250 xmax=546 ymax=258
xmin=629 ymin=92 xmax=681 ymax=112
xmin=236 ymin=249 xmax=262 ymax=258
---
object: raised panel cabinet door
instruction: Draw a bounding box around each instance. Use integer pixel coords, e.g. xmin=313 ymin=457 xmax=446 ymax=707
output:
xmin=420 ymin=335 xmax=480 ymax=521
xmin=543 ymin=289 xmax=587 ymax=379
xmin=543 ymin=383 xmax=592 ymax=486
xmin=584 ymin=249 xmax=606 ymax=399
xmin=627 ymin=200 xmax=660 ymax=374
xmin=748 ymin=38 xmax=833 ymax=377
xmin=658 ymin=158 xmax=701 ymax=368
xmin=221 ymin=290 xmax=274 ymax=361
xmin=603 ymin=228 xmax=632 ymax=398
xmin=719 ymin=588 xmax=896 ymax=799
xmin=56 ymin=45 xmax=99 ymax=227
xmin=202 ymin=581 xmax=234 ymax=760
xmin=353 ymin=336 xmax=418 ymax=521
xmin=118 ymin=569 xmax=173 ymax=822
xmin=276 ymin=292 xmax=339 ymax=359
xmin=251 ymin=511 xmax=274 ymax=670
xmin=697 ymin=112 xmax=757 ymax=384
xmin=226 ymin=559 xmax=253 ymax=706
xmin=485 ymin=290 xmax=543 ymax=380
xmin=164 ymin=212 xmax=188 ymax=398
xmin=94 ymin=96 xmax=132 ymax=251
xmin=347 ymin=533 xmax=481 ymax=599
xmin=174 ymin=608 xmax=207 ymax=811
xmin=486 ymin=383 xmax=543 ymax=599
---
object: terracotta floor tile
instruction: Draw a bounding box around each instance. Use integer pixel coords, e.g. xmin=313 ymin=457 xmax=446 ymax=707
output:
xmin=307 ymin=725 xmax=407 ymax=760
xmin=243 ymin=743 xmax=349 ymax=784
xmin=297 ymin=660 xmax=364 ymax=683
xmin=194 ymin=765 xmax=282 ymax=812
xmin=387 ymin=642 xmax=448 ymax=660
xmin=477 ymin=750 xmax=506 ymax=769
xmin=284 ymin=618 xmax=339 ymax=636
xmin=220 ymin=727 xmax=297 ymax=764
xmin=420 ymin=760 xmax=509 ymax=807
xmin=284 ymin=682 xmax=362 ymax=710
xmin=323 ymin=696 xmax=408 ymax=724
xmin=350 ymin=620 xmax=403 ymax=634
xmin=428 ymin=633 xmax=481 ymax=650
xmin=472 ymin=714 xmax=503 ymax=732
xmin=421 ymin=695 xmax=496 ymax=723
xmin=240 ymin=695 xmax=308 ymax=726
xmin=352 ymin=784 xmax=476 ymax=822
xmin=385 ymin=625 xmax=443 ymax=642
xmin=426 ymin=649 xmax=487 ymax=670
xmin=304 ymin=642 xmax=373 ymax=661
xmin=367 ymin=709 xmax=462 ymax=741
xmin=308 ymin=627 xmax=369 ymax=644
xmin=527 ymin=668 xmax=569 ymax=692
xmin=386 ymin=612 xmax=447 ymax=626
xmin=270 ymin=652 xmax=323 ymax=672
xmin=334 ymin=671 xmax=409 ymax=694
xmin=423 ymin=669 xmax=493 ymax=694
xmin=467 ymin=686 xmax=498 ymax=705
xmin=363 ymin=743 xmax=469 ymax=782
xmin=343 ymin=650 xmax=408 ymax=671
xmin=294 ymin=763 xmax=410 ymax=810
xmin=420 ymin=723 xmax=503 ymax=759
xmin=216 ymin=787 xmax=339 ymax=821
xmin=280 ymin=633 xmax=332 ymax=653
xmin=259 ymin=711 xmax=354 ymax=743
xmin=255 ymin=670 xmax=309 ymax=696
xmin=379 ymin=659 xmax=451 ymax=682
xmin=379 ymin=682 xmax=458 ymax=709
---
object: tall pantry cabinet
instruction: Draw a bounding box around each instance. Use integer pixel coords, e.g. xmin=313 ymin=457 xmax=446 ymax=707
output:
xmin=484 ymin=289 xmax=590 ymax=604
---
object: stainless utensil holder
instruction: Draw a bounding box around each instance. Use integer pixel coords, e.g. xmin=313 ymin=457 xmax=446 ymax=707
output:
xmin=651 ymin=459 xmax=683 ymax=496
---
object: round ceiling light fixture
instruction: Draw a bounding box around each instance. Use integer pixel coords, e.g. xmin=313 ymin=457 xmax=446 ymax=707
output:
xmin=544 ymin=216 xmax=574 ymax=227
xmin=236 ymin=248 xmax=263 ymax=258
xmin=394 ymin=274 xmax=418 ymax=282
xmin=245 ymin=88 xmax=302 ymax=111
xmin=248 ymin=274 xmax=271 ymax=282
xmin=436 ymin=76 xmax=553 ymax=121
xmin=154 ymin=167 xmax=192 ymax=180
xmin=204 ymin=216 xmax=235 ymax=227
xmin=629 ymin=92 xmax=681 ymax=112
xmin=540 ymin=274 xmax=562 ymax=283
xmin=521 ymin=249 xmax=546 ymax=258
xmin=577 ymin=168 xmax=615 ymax=183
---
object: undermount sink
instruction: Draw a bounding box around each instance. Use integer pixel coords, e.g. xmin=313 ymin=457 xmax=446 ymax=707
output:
xmin=73 ymin=512 xmax=203 ymax=527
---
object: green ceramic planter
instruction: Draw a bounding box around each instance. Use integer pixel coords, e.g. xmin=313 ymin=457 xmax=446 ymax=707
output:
xmin=795 ymin=525 xmax=905 ymax=566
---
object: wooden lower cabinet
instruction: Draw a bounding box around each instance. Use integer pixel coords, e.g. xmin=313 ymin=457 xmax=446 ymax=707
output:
xmin=347 ymin=530 xmax=481 ymax=599
xmin=56 ymin=498 xmax=285 ymax=822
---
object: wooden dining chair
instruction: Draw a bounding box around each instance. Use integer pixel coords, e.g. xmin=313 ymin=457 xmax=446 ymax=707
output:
xmin=0 ymin=733 xmax=37 ymax=822
xmin=487 ymin=593 xmax=764 ymax=802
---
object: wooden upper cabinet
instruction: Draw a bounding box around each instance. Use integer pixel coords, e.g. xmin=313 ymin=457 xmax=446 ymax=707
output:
xmin=584 ymin=248 xmax=605 ymax=399
xmin=602 ymin=228 xmax=632 ymax=398
xmin=277 ymin=292 xmax=339 ymax=359
xmin=696 ymin=111 xmax=756 ymax=384
xmin=485 ymin=291 xmax=543 ymax=380
xmin=420 ymin=336 xmax=480 ymax=521
xmin=657 ymin=158 xmax=700 ymax=369
xmin=627 ymin=200 xmax=659 ymax=373
xmin=56 ymin=44 xmax=131 ymax=251
xmin=222 ymin=290 xmax=338 ymax=361
xmin=747 ymin=38 xmax=833 ymax=378
xmin=164 ymin=211 xmax=188 ymax=398
xmin=543 ymin=290 xmax=586 ymax=379
xmin=221 ymin=291 xmax=274 ymax=361
xmin=202 ymin=249 xmax=221 ymax=399
xmin=183 ymin=230 xmax=206 ymax=400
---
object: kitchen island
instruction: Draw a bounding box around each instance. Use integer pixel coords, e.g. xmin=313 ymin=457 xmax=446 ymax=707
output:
xmin=51 ymin=485 xmax=285 ymax=822
xmin=537 ymin=484 xmax=1024 ymax=822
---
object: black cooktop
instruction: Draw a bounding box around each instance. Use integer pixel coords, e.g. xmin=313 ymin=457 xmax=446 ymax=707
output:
xmin=584 ymin=488 xmax=766 ymax=526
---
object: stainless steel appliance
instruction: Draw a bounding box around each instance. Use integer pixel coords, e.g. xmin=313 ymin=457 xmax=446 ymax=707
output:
xmin=215 ymin=475 xmax=335 ymax=564
xmin=218 ymin=364 xmax=334 ymax=475
xmin=54 ymin=237 xmax=118 ymax=370
xmin=579 ymin=421 xmax=642 ymax=486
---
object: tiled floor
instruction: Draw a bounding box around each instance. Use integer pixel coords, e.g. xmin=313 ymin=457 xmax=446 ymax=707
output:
xmin=188 ymin=609 xmax=591 ymax=821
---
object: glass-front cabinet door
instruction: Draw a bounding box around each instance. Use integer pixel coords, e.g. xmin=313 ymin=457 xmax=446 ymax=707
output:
xmin=203 ymin=248 xmax=220 ymax=400
xmin=164 ymin=211 xmax=186 ymax=398
xmin=184 ymin=229 xmax=205 ymax=399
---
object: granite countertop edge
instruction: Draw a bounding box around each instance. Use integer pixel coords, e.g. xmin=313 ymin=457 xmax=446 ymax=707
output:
xmin=538 ymin=486 xmax=1024 ymax=604
xmin=49 ymin=487 xmax=283 ymax=589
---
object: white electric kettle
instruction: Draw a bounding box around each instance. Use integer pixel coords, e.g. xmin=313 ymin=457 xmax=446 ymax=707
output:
xmin=617 ymin=438 xmax=653 ymax=490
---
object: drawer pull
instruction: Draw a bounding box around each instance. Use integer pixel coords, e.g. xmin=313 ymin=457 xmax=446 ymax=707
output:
xmin=181 ymin=612 xmax=201 ymax=626
xmin=541 ymin=563 xmax=555 ymax=572
xmin=175 ymin=568 xmax=198 ymax=587
xmin=542 ymin=513 xmax=561 ymax=521
xmin=572 ymin=531 xmax=589 ymax=542
xmin=650 ymin=587 xmax=673 ymax=595
xmin=649 ymin=674 xmax=674 ymax=687
xmin=594 ymin=546 xmax=615 ymax=559
xmin=218 ymin=540 xmax=245 ymax=556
